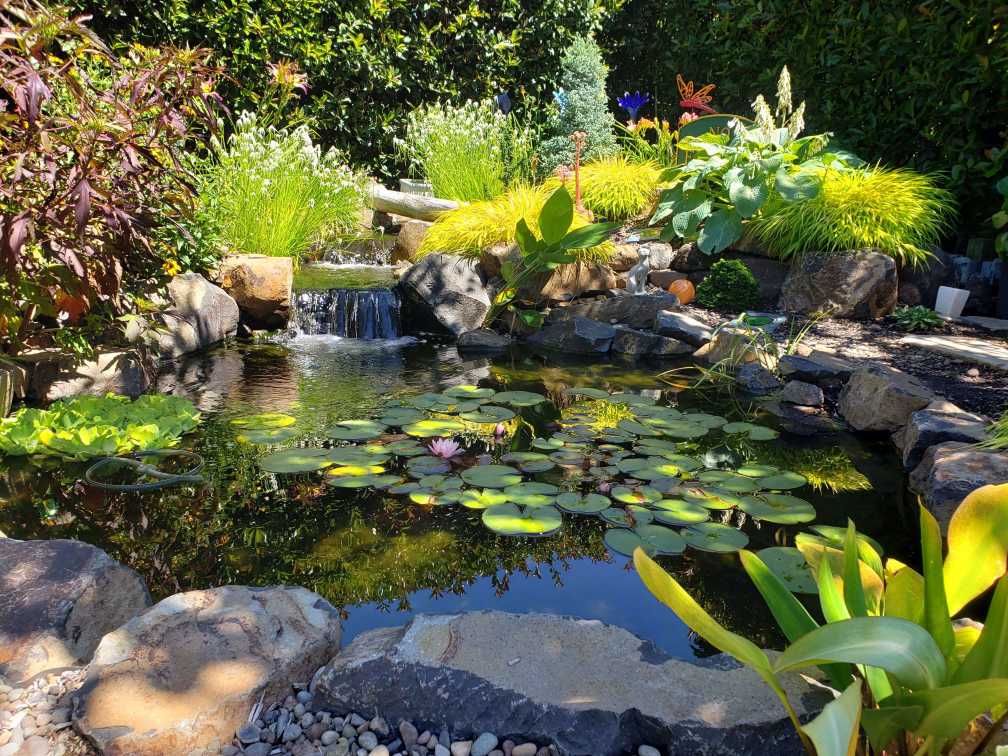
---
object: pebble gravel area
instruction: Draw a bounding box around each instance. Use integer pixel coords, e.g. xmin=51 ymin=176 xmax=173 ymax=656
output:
xmin=677 ymin=304 xmax=1008 ymax=418
xmin=214 ymin=678 xmax=666 ymax=756
xmin=0 ymin=670 xmax=95 ymax=756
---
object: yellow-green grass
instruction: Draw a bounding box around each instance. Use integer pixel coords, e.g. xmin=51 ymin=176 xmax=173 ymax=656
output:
xmin=544 ymin=156 xmax=662 ymax=221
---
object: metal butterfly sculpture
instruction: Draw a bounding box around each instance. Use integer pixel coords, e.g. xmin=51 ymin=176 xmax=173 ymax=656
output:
xmin=677 ymin=74 xmax=716 ymax=114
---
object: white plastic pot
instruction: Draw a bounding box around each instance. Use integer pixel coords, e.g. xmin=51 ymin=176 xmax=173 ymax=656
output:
xmin=934 ymin=286 xmax=970 ymax=318
xmin=398 ymin=178 xmax=434 ymax=197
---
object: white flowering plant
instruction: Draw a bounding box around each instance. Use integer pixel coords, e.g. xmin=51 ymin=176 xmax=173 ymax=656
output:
xmin=396 ymin=99 xmax=537 ymax=201
xmin=196 ymin=111 xmax=365 ymax=264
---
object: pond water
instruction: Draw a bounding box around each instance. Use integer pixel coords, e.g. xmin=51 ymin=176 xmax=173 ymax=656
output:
xmin=0 ymin=336 xmax=916 ymax=660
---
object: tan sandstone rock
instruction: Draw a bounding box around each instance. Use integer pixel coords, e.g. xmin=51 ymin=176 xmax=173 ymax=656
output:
xmin=215 ymin=254 xmax=293 ymax=330
xmin=838 ymin=364 xmax=934 ymax=432
xmin=73 ymin=586 xmax=342 ymax=755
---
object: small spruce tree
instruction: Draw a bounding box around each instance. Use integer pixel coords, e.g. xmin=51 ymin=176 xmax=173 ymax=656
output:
xmin=539 ymin=35 xmax=618 ymax=175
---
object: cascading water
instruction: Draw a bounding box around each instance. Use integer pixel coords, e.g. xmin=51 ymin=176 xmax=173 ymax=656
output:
xmin=289 ymin=288 xmax=401 ymax=339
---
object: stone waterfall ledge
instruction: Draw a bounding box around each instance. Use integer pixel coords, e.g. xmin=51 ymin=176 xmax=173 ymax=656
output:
xmin=313 ymin=612 xmax=829 ymax=756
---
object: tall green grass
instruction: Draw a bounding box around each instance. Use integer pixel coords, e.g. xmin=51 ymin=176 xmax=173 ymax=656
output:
xmin=200 ymin=112 xmax=364 ymax=264
xmin=751 ymin=166 xmax=955 ymax=266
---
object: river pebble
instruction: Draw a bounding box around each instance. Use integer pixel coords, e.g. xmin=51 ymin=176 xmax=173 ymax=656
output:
xmin=0 ymin=667 xmax=90 ymax=756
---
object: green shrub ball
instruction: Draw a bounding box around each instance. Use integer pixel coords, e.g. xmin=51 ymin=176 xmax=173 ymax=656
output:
xmin=695 ymin=259 xmax=760 ymax=312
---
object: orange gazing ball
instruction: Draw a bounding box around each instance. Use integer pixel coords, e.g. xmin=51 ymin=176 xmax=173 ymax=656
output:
xmin=667 ymin=278 xmax=695 ymax=305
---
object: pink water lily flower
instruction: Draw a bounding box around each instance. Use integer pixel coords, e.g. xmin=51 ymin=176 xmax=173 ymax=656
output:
xmin=428 ymin=437 xmax=463 ymax=460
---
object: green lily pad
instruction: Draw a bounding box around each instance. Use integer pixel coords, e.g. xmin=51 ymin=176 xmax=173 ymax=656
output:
xmin=681 ymin=487 xmax=747 ymax=510
xmin=482 ymin=503 xmax=563 ymax=535
xmin=651 ymin=499 xmax=710 ymax=525
xmin=757 ymin=471 xmax=808 ymax=490
xmin=618 ymin=420 xmax=663 ymax=437
xmin=757 ymin=547 xmax=818 ymax=594
xmin=378 ymin=408 xmax=427 ymax=426
xmin=259 ymin=448 xmax=333 ymax=473
xmin=406 ymin=456 xmax=452 ymax=476
xmin=327 ymin=446 xmax=391 ymax=465
xmin=328 ymin=419 xmax=388 ymax=441
xmin=417 ymin=474 xmax=464 ymax=491
xmin=722 ymin=421 xmax=779 ymax=441
xmin=636 ymin=523 xmax=687 ymax=555
xmin=459 ymin=405 xmax=515 ymax=424
xmin=532 ymin=437 xmax=566 ymax=451
xmin=231 ymin=412 xmax=296 ymax=429
xmin=328 ymin=473 xmax=405 ymax=489
xmin=325 ymin=464 xmax=386 ymax=477
xmin=409 ymin=489 xmax=463 ymax=506
xmin=600 ymin=506 xmax=654 ymax=527
xmin=555 ymin=492 xmax=610 ymax=514
xmin=736 ymin=463 xmax=780 ymax=478
xmin=565 ymin=386 xmax=611 ymax=400
xmin=655 ymin=421 xmax=709 ymax=440
xmin=408 ymin=393 xmax=458 ymax=411
xmin=388 ymin=481 xmax=421 ymax=494
xmin=459 ymin=488 xmax=510 ymax=509
xmin=501 ymin=451 xmax=555 ymax=473
xmin=443 ymin=384 xmax=496 ymax=399
xmin=682 ymin=412 xmax=728 ymax=429
xmin=236 ymin=427 xmax=299 ymax=444
xmin=739 ymin=494 xmax=816 ymax=524
xmin=503 ymin=489 xmax=555 ymax=508
xmin=385 ymin=440 xmax=427 ymax=457
xmin=628 ymin=460 xmax=688 ymax=481
xmin=604 ymin=528 xmax=652 ymax=557
xmin=460 ymin=464 xmax=523 ymax=488
xmin=610 ymin=392 xmax=656 ymax=406
xmin=403 ymin=419 xmax=466 ymax=437
xmin=696 ymin=470 xmax=760 ymax=493
xmin=633 ymin=439 xmax=680 ymax=454
xmin=682 ymin=522 xmax=750 ymax=553
xmin=493 ymin=391 xmax=547 ymax=407
xmin=504 ymin=482 xmax=560 ymax=496
xmin=611 ymin=485 xmax=662 ymax=505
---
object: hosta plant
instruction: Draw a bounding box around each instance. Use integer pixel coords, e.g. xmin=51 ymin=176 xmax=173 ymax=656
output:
xmin=635 ymin=482 xmax=1008 ymax=756
xmin=891 ymin=306 xmax=943 ymax=332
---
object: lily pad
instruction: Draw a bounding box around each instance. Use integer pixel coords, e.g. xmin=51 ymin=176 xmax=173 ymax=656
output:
xmin=651 ymin=499 xmax=710 ymax=525
xmin=417 ymin=474 xmax=464 ymax=491
xmin=409 ymin=489 xmax=463 ymax=506
xmin=406 ymin=456 xmax=452 ymax=476
xmin=443 ymin=384 xmax=496 ymax=399
xmin=682 ymin=413 xmax=728 ymax=429
xmin=564 ymin=387 xmax=611 ymax=400
xmin=231 ymin=412 xmax=296 ymax=430
xmin=460 ymin=464 xmax=523 ymax=488
xmin=757 ymin=471 xmax=808 ymax=490
xmin=403 ymin=419 xmax=466 ymax=437
xmin=739 ymin=494 xmax=816 ymax=524
xmin=493 ymin=390 xmax=547 ymax=407
xmin=482 ymin=503 xmax=563 ymax=535
xmin=604 ymin=528 xmax=651 ymax=557
xmin=328 ymin=419 xmax=388 ymax=441
xmin=600 ymin=506 xmax=654 ymax=527
xmin=378 ymin=408 xmax=427 ymax=426
xmin=757 ymin=547 xmax=818 ymax=594
xmin=696 ymin=470 xmax=759 ymax=493
xmin=408 ymin=393 xmax=458 ymax=411
xmin=655 ymin=421 xmax=709 ymax=440
xmin=722 ymin=421 xmax=779 ymax=441
xmin=736 ymin=463 xmax=780 ymax=478
xmin=328 ymin=473 xmax=404 ymax=489
xmin=385 ymin=440 xmax=428 ymax=457
xmin=325 ymin=464 xmax=386 ymax=477
xmin=327 ymin=446 xmax=391 ymax=465
xmin=636 ymin=523 xmax=687 ymax=555
xmin=628 ymin=460 xmax=689 ymax=481
xmin=503 ymin=481 xmax=560 ymax=496
xmin=682 ymin=487 xmax=747 ymax=510
xmin=611 ymin=485 xmax=662 ymax=505
xmin=459 ymin=488 xmax=510 ymax=509
xmin=555 ymin=492 xmax=610 ymax=514
xmin=459 ymin=405 xmax=515 ymax=424
xmin=501 ymin=451 xmax=555 ymax=473
xmin=682 ymin=522 xmax=750 ymax=553
xmin=259 ymin=448 xmax=333 ymax=474
xmin=388 ymin=481 xmax=421 ymax=494
xmin=532 ymin=437 xmax=566 ymax=451
xmin=236 ymin=427 xmax=299 ymax=444
xmin=618 ymin=420 xmax=663 ymax=437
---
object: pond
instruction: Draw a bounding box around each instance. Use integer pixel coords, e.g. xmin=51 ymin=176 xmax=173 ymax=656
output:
xmin=0 ymin=336 xmax=916 ymax=660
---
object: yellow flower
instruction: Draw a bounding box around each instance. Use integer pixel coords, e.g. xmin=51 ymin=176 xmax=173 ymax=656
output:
xmin=162 ymin=258 xmax=182 ymax=276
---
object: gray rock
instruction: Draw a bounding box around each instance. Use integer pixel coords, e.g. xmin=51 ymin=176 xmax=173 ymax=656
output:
xmin=451 ymin=741 xmax=473 ymax=756
xmin=400 ymin=721 xmax=419 ymax=748
xmin=526 ymin=317 xmax=616 ymax=355
xmin=734 ymin=363 xmax=782 ymax=395
xmin=549 ymin=293 xmax=681 ymax=329
xmin=779 ymin=380 xmax=824 ymax=407
xmin=0 ymin=539 xmax=150 ymax=683
xmin=693 ymin=326 xmax=777 ymax=370
xmin=0 ymin=359 xmax=27 ymax=417
xmin=397 ymin=254 xmax=492 ymax=336
xmin=652 ymin=310 xmax=713 ymax=346
xmin=640 ymin=242 xmax=674 ymax=270
xmin=372 ymin=717 xmax=390 ymax=737
xmin=638 ymin=747 xmax=660 ymax=756
xmin=648 ymin=270 xmax=689 ymax=290
xmin=359 ymin=731 xmax=379 ymax=750
xmin=151 ymin=272 xmax=241 ymax=359
xmin=245 ymin=744 xmax=272 ymax=756
xmin=511 ymin=745 xmax=536 ymax=756
xmin=733 ymin=256 xmax=787 ymax=305
xmin=898 ymin=249 xmax=951 ymax=309
xmin=838 ymin=365 xmax=934 ymax=432
xmin=472 ymin=733 xmax=499 ymax=756
xmin=611 ymin=326 xmax=692 ymax=357
xmin=296 ymin=690 xmax=313 ymax=704
xmin=322 ymin=731 xmax=340 ymax=746
xmin=314 ymin=612 xmax=828 ymax=756
xmin=669 ymin=242 xmax=711 ymax=272
xmin=778 ymin=249 xmax=897 ymax=319
xmin=778 ymin=351 xmax=853 ymax=385
xmin=910 ymin=443 xmax=1008 ymax=530
xmin=74 ymin=586 xmax=342 ymax=756
xmin=457 ymin=328 xmax=512 ymax=354
xmin=897 ymin=400 xmax=989 ymax=470
xmin=436 ymin=745 xmax=451 ymax=756
xmin=238 ymin=723 xmax=261 ymax=744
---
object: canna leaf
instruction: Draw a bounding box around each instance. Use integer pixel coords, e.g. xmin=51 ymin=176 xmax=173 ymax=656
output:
xmin=537 ymin=186 xmax=574 ymax=246
xmin=952 ymin=575 xmax=1008 ymax=684
xmin=800 ymin=680 xmax=862 ymax=756
xmin=860 ymin=705 xmax=924 ymax=753
xmin=944 ymin=483 xmax=1008 ymax=615
xmin=842 ymin=521 xmax=870 ymax=616
xmin=883 ymin=559 xmax=924 ymax=624
xmin=558 ymin=221 xmax=620 ymax=251
xmin=920 ymin=506 xmax=955 ymax=659
xmin=883 ymin=679 xmax=1008 ymax=741
xmin=817 ymin=557 xmax=850 ymax=623
xmin=740 ymin=550 xmax=818 ymax=642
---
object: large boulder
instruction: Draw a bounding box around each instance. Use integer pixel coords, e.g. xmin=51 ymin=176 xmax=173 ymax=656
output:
xmin=778 ymin=250 xmax=897 ymax=319
xmin=838 ymin=365 xmax=934 ymax=432
xmin=30 ymin=348 xmax=155 ymax=402
xmin=653 ymin=309 xmax=713 ymax=346
xmin=391 ymin=219 xmax=433 ymax=264
xmin=0 ymin=539 xmax=150 ymax=684
xmin=734 ymin=256 xmax=788 ymax=305
xmin=611 ymin=326 xmax=692 ymax=357
xmin=150 ymin=273 xmax=240 ymax=360
xmin=523 ymin=263 xmax=617 ymax=303
xmin=457 ymin=328 xmax=512 ymax=354
xmin=896 ymin=400 xmax=990 ymax=470
xmin=214 ymin=255 xmax=293 ymax=330
xmin=550 ymin=293 xmax=680 ymax=330
xmin=397 ymin=254 xmax=492 ymax=336
xmin=313 ymin=612 xmax=828 ymax=756
xmin=73 ymin=586 xmax=342 ymax=756
xmin=527 ymin=316 xmax=616 ymax=355
xmin=910 ymin=442 xmax=1008 ymax=530
xmin=778 ymin=351 xmax=853 ymax=385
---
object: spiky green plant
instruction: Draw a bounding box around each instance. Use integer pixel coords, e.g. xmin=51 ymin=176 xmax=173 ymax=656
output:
xmin=417 ymin=184 xmax=615 ymax=263
xmin=544 ymin=156 xmax=661 ymax=220
xmin=976 ymin=411 xmax=1008 ymax=451
xmin=751 ymin=166 xmax=955 ymax=266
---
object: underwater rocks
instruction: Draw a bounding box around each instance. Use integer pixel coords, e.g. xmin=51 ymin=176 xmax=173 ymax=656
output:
xmin=910 ymin=442 xmax=1008 ymax=530
xmin=313 ymin=612 xmax=828 ymax=756
xmin=778 ymin=249 xmax=898 ymax=319
xmin=838 ymin=364 xmax=935 ymax=432
xmin=397 ymin=254 xmax=492 ymax=336
xmin=0 ymin=539 xmax=150 ymax=683
xmin=73 ymin=585 xmax=341 ymax=755
xmin=214 ymin=254 xmax=294 ymax=330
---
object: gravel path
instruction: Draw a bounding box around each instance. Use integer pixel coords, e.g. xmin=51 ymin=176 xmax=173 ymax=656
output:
xmin=0 ymin=669 xmax=94 ymax=756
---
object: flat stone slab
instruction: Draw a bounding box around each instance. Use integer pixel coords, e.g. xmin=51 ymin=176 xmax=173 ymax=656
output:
xmin=901 ymin=334 xmax=1008 ymax=371
xmin=313 ymin=612 xmax=828 ymax=756
xmin=958 ymin=315 xmax=1008 ymax=333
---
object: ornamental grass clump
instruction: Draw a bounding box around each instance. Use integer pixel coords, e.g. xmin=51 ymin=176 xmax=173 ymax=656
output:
xmin=751 ymin=166 xmax=955 ymax=266
xmin=544 ymin=156 xmax=661 ymax=220
xmin=200 ymin=112 xmax=364 ymax=264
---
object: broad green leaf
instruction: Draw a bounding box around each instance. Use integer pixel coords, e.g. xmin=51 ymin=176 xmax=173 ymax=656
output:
xmin=557 ymin=221 xmax=619 ymax=251
xmin=515 ymin=218 xmax=541 ymax=256
xmin=776 ymin=166 xmax=821 ymax=201
xmin=920 ymin=506 xmax=955 ymax=659
xmin=798 ymin=536 xmax=884 ymax=611
xmin=538 ymin=186 xmax=574 ymax=246
xmin=801 ymin=680 xmax=862 ymax=756
xmin=817 ymin=557 xmax=851 ymax=623
xmin=671 ymin=190 xmax=712 ymax=239
xmin=697 ymin=208 xmax=743 ymax=254
xmin=885 ymin=679 xmax=1008 ymax=741
xmin=953 ymin=575 xmax=1008 ymax=683
xmin=883 ymin=561 xmax=924 ymax=624
xmin=944 ymin=483 xmax=1008 ymax=615
xmin=843 ymin=522 xmax=870 ymax=617
xmin=728 ymin=173 xmax=769 ymax=218
xmin=773 ymin=617 xmax=948 ymax=691
xmin=740 ymin=550 xmax=818 ymax=642
xmin=860 ymin=706 xmax=924 ymax=753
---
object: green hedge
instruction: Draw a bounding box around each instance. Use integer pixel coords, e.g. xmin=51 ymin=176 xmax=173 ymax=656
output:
xmin=76 ymin=0 xmax=615 ymax=179
xmin=602 ymin=0 xmax=1008 ymax=229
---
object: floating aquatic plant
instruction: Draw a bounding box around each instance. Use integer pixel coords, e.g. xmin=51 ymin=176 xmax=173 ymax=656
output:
xmin=428 ymin=437 xmax=463 ymax=460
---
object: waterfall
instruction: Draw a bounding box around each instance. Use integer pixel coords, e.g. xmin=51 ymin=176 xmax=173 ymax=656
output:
xmin=290 ymin=288 xmax=401 ymax=339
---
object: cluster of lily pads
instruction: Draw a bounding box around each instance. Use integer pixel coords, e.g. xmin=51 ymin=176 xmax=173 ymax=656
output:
xmin=236 ymin=384 xmax=817 ymax=559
